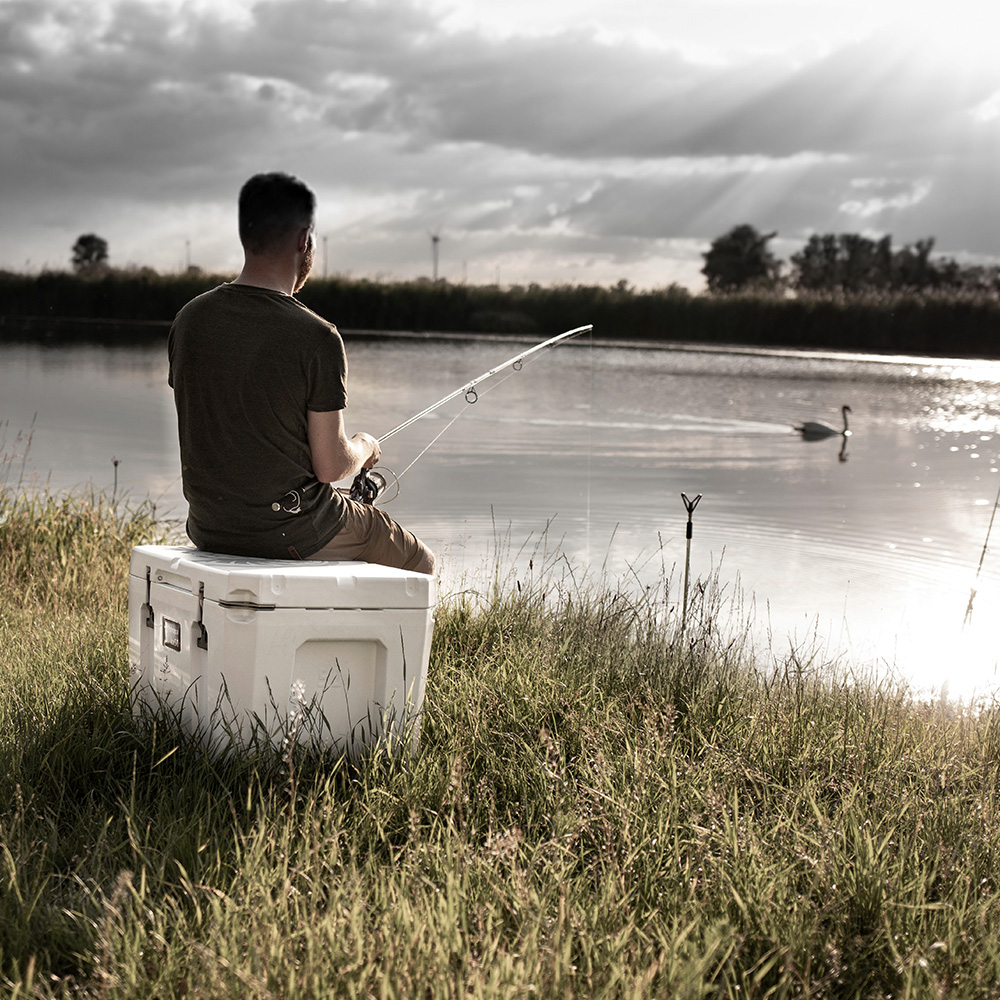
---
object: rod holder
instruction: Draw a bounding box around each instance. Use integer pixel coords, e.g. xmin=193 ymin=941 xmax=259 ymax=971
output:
xmin=680 ymin=493 xmax=703 ymax=635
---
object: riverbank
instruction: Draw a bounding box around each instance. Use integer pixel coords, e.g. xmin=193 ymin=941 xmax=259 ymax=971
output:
xmin=3 ymin=270 xmax=1000 ymax=357
xmin=2 ymin=486 xmax=1000 ymax=997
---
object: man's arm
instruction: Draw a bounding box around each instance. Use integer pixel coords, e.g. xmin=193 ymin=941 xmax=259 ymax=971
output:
xmin=307 ymin=409 xmax=381 ymax=483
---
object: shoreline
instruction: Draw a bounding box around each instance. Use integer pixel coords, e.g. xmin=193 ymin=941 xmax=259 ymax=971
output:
xmin=3 ymin=315 xmax=999 ymax=367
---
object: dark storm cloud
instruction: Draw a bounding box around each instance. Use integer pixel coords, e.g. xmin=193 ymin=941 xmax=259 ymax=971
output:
xmin=0 ymin=0 xmax=812 ymax=178
xmin=1 ymin=3 xmax=295 ymax=201
xmin=232 ymin=4 xmax=998 ymax=164
xmin=2 ymin=0 xmax=999 ymax=278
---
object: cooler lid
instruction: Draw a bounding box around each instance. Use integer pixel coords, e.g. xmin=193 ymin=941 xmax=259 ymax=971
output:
xmin=129 ymin=545 xmax=435 ymax=610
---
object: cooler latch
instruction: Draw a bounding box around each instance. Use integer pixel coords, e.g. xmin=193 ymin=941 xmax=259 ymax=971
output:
xmin=142 ymin=566 xmax=154 ymax=629
xmin=196 ymin=582 xmax=209 ymax=650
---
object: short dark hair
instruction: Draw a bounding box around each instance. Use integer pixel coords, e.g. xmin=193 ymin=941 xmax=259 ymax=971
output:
xmin=238 ymin=172 xmax=316 ymax=253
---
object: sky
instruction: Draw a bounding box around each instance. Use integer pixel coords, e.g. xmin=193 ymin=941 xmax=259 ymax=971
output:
xmin=2 ymin=0 xmax=1000 ymax=290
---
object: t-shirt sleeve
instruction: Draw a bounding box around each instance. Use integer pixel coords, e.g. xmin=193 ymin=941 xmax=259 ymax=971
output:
xmin=166 ymin=322 xmax=176 ymax=388
xmin=306 ymin=329 xmax=349 ymax=411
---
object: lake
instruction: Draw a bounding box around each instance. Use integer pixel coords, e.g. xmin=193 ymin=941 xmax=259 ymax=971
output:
xmin=3 ymin=333 xmax=999 ymax=701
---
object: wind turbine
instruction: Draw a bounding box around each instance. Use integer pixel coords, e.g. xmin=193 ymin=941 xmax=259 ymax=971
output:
xmin=429 ymin=230 xmax=440 ymax=282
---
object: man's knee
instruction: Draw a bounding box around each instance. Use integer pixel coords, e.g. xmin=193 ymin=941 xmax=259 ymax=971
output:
xmin=408 ymin=544 xmax=436 ymax=576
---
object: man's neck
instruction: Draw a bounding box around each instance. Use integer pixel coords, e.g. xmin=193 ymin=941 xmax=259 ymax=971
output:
xmin=232 ymin=256 xmax=296 ymax=296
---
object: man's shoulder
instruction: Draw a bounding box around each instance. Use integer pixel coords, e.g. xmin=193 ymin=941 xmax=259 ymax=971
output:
xmin=283 ymin=295 xmax=340 ymax=336
xmin=173 ymin=283 xmax=234 ymax=321
xmin=175 ymin=285 xmax=337 ymax=336
xmin=285 ymin=295 xmax=337 ymax=330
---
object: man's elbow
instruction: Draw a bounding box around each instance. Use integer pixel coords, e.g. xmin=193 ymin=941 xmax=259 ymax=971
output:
xmin=312 ymin=454 xmax=352 ymax=483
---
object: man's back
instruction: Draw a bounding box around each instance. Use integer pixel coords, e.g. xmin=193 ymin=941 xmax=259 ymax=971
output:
xmin=168 ymin=283 xmax=350 ymax=558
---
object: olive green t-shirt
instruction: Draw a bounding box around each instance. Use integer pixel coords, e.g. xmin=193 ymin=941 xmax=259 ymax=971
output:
xmin=168 ymin=283 xmax=349 ymax=558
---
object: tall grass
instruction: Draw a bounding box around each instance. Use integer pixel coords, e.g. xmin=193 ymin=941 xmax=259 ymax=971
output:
xmin=4 ymin=269 xmax=1000 ymax=357
xmin=3 ymin=486 xmax=1000 ymax=997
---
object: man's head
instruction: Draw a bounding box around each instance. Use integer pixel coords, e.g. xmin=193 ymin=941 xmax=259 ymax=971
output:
xmin=238 ymin=173 xmax=316 ymax=290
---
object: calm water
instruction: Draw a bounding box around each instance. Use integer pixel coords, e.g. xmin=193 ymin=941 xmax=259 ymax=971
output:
xmin=3 ymin=335 xmax=1000 ymax=699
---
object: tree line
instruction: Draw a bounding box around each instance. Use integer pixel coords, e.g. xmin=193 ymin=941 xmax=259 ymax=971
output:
xmin=69 ymin=227 xmax=1000 ymax=299
xmin=6 ymin=265 xmax=1000 ymax=359
xmin=702 ymin=223 xmax=1000 ymax=296
xmin=4 ymin=230 xmax=1000 ymax=358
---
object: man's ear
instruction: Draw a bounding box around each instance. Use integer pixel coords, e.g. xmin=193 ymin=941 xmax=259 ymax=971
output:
xmin=296 ymin=227 xmax=311 ymax=253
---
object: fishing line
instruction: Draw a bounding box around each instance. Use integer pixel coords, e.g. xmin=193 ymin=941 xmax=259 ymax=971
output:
xmin=393 ymin=408 xmax=468 ymax=484
xmin=963 ymin=470 xmax=1000 ymax=626
xmin=377 ymin=325 xmax=593 ymax=444
xmin=372 ymin=363 xmax=541 ymax=501
xmin=361 ymin=324 xmax=593 ymax=504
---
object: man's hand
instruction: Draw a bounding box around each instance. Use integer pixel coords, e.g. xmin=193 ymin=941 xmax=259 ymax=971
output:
xmin=353 ymin=432 xmax=381 ymax=468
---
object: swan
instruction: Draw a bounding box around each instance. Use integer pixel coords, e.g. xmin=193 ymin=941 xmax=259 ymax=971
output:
xmin=794 ymin=405 xmax=851 ymax=440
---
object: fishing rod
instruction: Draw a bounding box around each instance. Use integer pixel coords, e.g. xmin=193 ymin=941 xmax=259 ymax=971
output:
xmin=349 ymin=323 xmax=593 ymax=503
xmin=381 ymin=324 xmax=593 ymax=442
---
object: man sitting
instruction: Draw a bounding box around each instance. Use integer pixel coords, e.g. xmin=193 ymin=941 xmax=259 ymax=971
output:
xmin=168 ymin=171 xmax=435 ymax=574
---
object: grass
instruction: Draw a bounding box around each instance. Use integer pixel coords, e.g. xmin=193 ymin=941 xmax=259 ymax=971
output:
xmin=3 ymin=486 xmax=1000 ymax=998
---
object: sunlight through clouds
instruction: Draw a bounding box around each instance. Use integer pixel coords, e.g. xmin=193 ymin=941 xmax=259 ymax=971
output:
xmin=840 ymin=179 xmax=934 ymax=220
xmin=972 ymin=91 xmax=1000 ymax=123
xmin=1 ymin=0 xmax=998 ymax=285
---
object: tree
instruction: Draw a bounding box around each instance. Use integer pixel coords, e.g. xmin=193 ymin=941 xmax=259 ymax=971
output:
xmin=702 ymin=224 xmax=780 ymax=292
xmin=892 ymin=238 xmax=938 ymax=289
xmin=791 ymin=233 xmax=891 ymax=292
xmin=789 ymin=233 xmax=841 ymax=291
xmin=71 ymin=233 xmax=109 ymax=275
xmin=840 ymin=234 xmax=892 ymax=290
xmin=789 ymin=233 xmax=949 ymax=293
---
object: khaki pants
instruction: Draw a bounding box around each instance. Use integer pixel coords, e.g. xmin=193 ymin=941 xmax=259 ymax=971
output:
xmin=306 ymin=496 xmax=435 ymax=575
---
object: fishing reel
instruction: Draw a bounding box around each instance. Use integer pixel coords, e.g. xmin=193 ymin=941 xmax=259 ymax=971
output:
xmin=349 ymin=467 xmax=387 ymax=505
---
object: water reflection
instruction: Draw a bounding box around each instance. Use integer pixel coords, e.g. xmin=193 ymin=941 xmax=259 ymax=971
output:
xmin=0 ymin=342 xmax=181 ymax=509
xmin=2 ymin=337 xmax=999 ymax=701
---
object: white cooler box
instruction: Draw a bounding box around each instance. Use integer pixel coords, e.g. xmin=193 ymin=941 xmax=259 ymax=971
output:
xmin=128 ymin=545 xmax=435 ymax=756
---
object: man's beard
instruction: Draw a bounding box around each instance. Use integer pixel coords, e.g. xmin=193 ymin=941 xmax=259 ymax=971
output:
xmin=294 ymin=235 xmax=316 ymax=293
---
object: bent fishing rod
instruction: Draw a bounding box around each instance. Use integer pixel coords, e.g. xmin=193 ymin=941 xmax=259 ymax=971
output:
xmin=349 ymin=323 xmax=593 ymax=503
xmin=381 ymin=324 xmax=593 ymax=442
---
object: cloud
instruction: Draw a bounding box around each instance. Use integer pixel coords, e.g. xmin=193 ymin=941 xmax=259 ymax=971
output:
xmin=839 ymin=177 xmax=933 ymax=220
xmin=1 ymin=0 xmax=999 ymax=284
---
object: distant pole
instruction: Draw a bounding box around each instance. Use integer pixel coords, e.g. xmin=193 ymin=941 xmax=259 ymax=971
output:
xmin=431 ymin=233 xmax=440 ymax=282
xmin=185 ymin=239 xmax=191 ymax=271
xmin=323 ymin=235 xmax=328 ymax=279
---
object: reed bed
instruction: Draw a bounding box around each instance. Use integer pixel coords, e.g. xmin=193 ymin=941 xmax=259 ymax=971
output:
xmin=2 ymin=485 xmax=1000 ymax=998
xmin=4 ymin=270 xmax=1000 ymax=357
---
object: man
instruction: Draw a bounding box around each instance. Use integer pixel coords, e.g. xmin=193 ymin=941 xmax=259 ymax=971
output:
xmin=168 ymin=172 xmax=435 ymax=575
